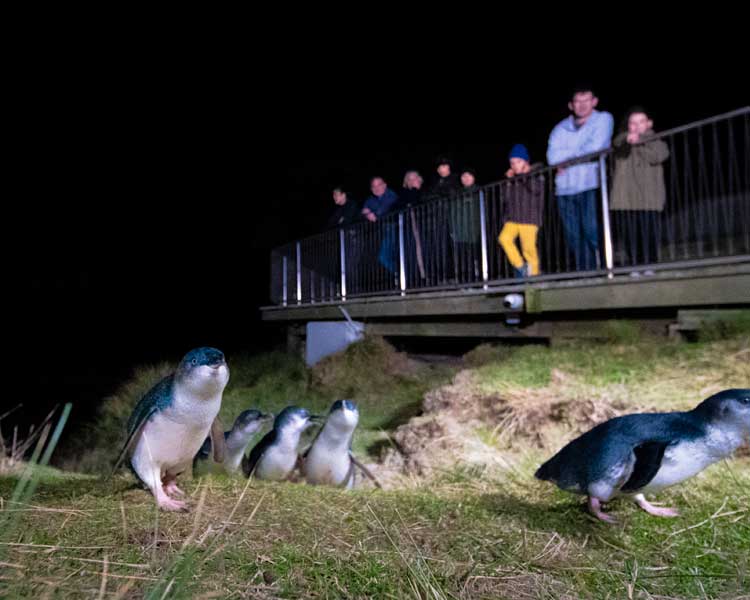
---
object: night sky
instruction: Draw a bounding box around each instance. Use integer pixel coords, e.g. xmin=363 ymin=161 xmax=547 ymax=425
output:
xmin=8 ymin=61 xmax=745 ymax=441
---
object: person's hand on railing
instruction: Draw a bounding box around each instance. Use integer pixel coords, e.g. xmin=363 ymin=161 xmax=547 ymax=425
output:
xmin=362 ymin=208 xmax=377 ymax=223
xmin=505 ymin=168 xmax=515 ymax=178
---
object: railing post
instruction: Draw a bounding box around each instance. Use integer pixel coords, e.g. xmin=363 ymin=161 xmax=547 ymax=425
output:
xmin=296 ymin=241 xmax=302 ymax=304
xmin=479 ymin=189 xmax=489 ymax=289
xmin=398 ymin=213 xmax=406 ymax=295
xmin=599 ymin=155 xmax=614 ymax=278
xmin=282 ymin=255 xmax=288 ymax=307
xmin=339 ymin=228 xmax=347 ymax=300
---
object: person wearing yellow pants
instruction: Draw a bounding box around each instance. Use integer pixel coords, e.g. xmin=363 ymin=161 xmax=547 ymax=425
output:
xmin=498 ymin=144 xmax=545 ymax=278
xmin=499 ymin=222 xmax=539 ymax=277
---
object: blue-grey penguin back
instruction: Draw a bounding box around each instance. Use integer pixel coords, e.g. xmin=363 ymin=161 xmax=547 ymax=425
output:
xmin=243 ymin=406 xmax=311 ymax=479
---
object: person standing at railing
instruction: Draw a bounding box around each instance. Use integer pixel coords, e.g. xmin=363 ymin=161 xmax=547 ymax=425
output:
xmin=362 ymin=176 xmax=400 ymax=279
xmin=425 ymin=156 xmax=460 ymax=201
xmin=398 ymin=171 xmax=427 ymax=281
xmin=547 ymin=85 xmax=614 ymax=271
xmin=327 ymin=186 xmax=363 ymax=294
xmin=425 ymin=156 xmax=460 ymax=284
xmin=610 ymin=107 xmax=670 ymax=274
xmin=498 ymin=145 xmax=545 ymax=278
xmin=327 ymin=186 xmax=362 ymax=229
xmin=450 ymin=168 xmax=481 ymax=282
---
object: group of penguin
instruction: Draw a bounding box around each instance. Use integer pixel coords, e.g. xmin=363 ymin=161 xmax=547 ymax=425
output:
xmin=113 ymin=347 xmax=750 ymax=522
xmin=193 ymin=402 xmax=367 ymax=489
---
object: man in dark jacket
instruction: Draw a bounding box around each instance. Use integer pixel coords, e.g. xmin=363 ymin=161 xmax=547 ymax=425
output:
xmin=362 ymin=176 xmax=399 ymax=277
xmin=425 ymin=156 xmax=460 ymax=201
xmin=326 ymin=186 xmax=361 ymax=229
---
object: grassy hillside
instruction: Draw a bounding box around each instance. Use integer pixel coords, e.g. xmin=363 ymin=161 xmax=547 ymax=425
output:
xmin=2 ymin=328 xmax=749 ymax=598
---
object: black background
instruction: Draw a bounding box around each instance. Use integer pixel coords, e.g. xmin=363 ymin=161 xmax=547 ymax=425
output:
xmin=6 ymin=46 xmax=745 ymax=442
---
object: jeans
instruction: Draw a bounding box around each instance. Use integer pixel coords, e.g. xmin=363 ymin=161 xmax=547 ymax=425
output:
xmin=557 ymin=189 xmax=599 ymax=271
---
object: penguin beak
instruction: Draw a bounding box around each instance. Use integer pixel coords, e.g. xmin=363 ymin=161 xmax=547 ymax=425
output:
xmin=308 ymin=414 xmax=325 ymax=424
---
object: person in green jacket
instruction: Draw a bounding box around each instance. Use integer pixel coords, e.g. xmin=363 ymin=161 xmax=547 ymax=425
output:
xmin=450 ymin=168 xmax=481 ymax=282
xmin=610 ymin=107 xmax=670 ymax=273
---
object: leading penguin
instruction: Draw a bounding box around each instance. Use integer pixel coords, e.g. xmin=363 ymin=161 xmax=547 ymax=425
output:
xmin=535 ymin=389 xmax=750 ymax=522
xmin=112 ymin=347 xmax=229 ymax=511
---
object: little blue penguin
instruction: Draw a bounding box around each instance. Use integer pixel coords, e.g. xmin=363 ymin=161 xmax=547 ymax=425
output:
xmin=194 ymin=409 xmax=273 ymax=474
xmin=242 ymin=406 xmax=318 ymax=481
xmin=112 ymin=347 xmax=230 ymax=511
xmin=535 ymin=389 xmax=750 ymax=522
xmin=303 ymin=400 xmax=360 ymax=489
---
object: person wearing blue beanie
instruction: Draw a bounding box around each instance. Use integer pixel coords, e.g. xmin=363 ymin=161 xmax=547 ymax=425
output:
xmin=508 ymin=144 xmax=530 ymax=163
xmin=498 ymin=144 xmax=545 ymax=278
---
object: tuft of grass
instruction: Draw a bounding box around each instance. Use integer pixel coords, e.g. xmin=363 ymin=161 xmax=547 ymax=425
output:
xmin=695 ymin=310 xmax=750 ymax=342
xmin=601 ymin=319 xmax=652 ymax=345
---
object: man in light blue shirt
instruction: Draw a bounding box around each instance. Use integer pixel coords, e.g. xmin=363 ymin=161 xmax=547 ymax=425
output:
xmin=547 ymin=86 xmax=613 ymax=271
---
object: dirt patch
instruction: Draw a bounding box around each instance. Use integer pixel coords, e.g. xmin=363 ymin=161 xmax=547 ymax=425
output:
xmin=380 ymin=369 xmax=630 ymax=478
xmin=462 ymin=573 xmax=576 ymax=600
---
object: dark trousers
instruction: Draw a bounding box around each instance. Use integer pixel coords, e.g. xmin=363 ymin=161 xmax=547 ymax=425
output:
xmin=614 ymin=210 xmax=661 ymax=267
xmin=557 ymin=189 xmax=600 ymax=271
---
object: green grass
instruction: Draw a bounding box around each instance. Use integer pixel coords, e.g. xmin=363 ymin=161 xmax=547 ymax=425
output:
xmin=4 ymin=333 xmax=749 ymax=598
xmin=1 ymin=461 xmax=747 ymax=598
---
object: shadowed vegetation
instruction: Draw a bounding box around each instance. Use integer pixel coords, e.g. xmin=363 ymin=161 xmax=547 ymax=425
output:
xmin=2 ymin=330 xmax=748 ymax=598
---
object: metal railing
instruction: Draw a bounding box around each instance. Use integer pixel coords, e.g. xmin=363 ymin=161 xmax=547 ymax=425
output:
xmin=270 ymin=108 xmax=750 ymax=305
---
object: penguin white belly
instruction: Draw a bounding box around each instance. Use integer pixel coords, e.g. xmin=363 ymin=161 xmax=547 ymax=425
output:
xmin=223 ymin=448 xmax=245 ymax=473
xmin=255 ymin=446 xmax=298 ymax=480
xmin=135 ymin=412 xmax=211 ymax=475
xmin=639 ymin=440 xmax=717 ymax=493
xmin=305 ymin=444 xmax=352 ymax=486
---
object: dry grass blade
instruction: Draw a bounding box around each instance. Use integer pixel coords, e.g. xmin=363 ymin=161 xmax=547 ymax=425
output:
xmin=97 ymin=553 xmax=108 ymax=600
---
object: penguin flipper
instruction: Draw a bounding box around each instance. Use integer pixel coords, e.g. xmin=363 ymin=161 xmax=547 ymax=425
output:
xmin=210 ymin=417 xmax=226 ymax=464
xmin=193 ymin=437 xmax=212 ymax=466
xmin=620 ymin=441 xmax=670 ymax=492
xmin=110 ymin=405 xmax=158 ymax=478
xmin=243 ymin=432 xmax=273 ymax=477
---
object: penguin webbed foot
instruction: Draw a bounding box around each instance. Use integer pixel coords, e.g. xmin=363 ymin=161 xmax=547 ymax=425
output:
xmin=587 ymin=496 xmax=618 ymax=524
xmin=634 ymin=494 xmax=680 ymax=518
xmin=162 ymin=477 xmax=186 ymax=498
xmin=156 ymin=495 xmax=189 ymax=512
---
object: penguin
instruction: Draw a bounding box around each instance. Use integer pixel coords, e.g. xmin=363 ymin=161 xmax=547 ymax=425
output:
xmin=112 ymin=347 xmax=229 ymax=511
xmin=242 ymin=406 xmax=317 ymax=481
xmin=302 ymin=400 xmax=359 ymax=489
xmin=194 ymin=409 xmax=273 ymax=474
xmin=535 ymin=389 xmax=750 ymax=522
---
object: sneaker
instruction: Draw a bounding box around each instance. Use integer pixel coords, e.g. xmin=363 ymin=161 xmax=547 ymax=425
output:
xmin=514 ymin=263 xmax=529 ymax=279
xmin=643 ymin=269 xmax=656 ymax=276
xmin=629 ymin=271 xmax=642 ymax=278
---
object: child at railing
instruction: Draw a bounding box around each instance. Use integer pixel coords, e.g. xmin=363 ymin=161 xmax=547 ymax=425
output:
xmin=498 ymin=144 xmax=545 ymax=278
xmin=610 ymin=107 xmax=670 ymax=273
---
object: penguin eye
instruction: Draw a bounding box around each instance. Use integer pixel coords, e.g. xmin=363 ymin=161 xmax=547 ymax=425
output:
xmin=740 ymin=397 xmax=750 ymax=405
xmin=191 ymin=358 xmax=198 ymax=366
